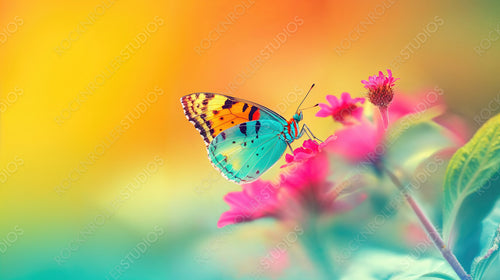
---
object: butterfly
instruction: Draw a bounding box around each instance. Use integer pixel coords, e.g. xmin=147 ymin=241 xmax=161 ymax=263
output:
xmin=180 ymin=85 xmax=318 ymax=184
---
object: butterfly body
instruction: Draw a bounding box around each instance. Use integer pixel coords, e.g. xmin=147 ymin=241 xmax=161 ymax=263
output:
xmin=181 ymin=92 xmax=306 ymax=184
xmin=283 ymin=114 xmax=303 ymax=143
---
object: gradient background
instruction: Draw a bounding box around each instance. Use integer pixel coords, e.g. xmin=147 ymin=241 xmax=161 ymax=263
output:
xmin=1 ymin=0 xmax=499 ymax=279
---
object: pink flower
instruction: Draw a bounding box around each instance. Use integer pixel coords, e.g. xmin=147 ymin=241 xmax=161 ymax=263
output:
xmin=322 ymin=94 xmax=412 ymax=165
xmin=218 ymin=138 xmax=364 ymax=227
xmin=316 ymin=93 xmax=365 ymax=125
xmin=324 ymin=118 xmax=385 ymax=164
xmin=323 ymin=91 xmax=468 ymax=165
xmin=217 ymin=179 xmax=280 ymax=228
xmin=361 ymin=69 xmax=400 ymax=129
xmin=388 ymin=88 xmax=470 ymax=145
xmin=282 ymin=135 xmax=337 ymax=168
xmin=277 ymin=151 xmax=359 ymax=217
xmin=361 ymin=69 xmax=399 ymax=100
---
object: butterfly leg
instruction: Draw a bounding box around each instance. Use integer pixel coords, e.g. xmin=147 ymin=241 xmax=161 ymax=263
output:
xmin=300 ymin=124 xmax=323 ymax=142
xmin=287 ymin=143 xmax=294 ymax=154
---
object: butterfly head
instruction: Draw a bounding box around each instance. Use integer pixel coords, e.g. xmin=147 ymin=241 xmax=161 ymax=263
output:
xmin=293 ymin=111 xmax=304 ymax=123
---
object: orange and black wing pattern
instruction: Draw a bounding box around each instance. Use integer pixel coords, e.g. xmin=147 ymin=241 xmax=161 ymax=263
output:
xmin=180 ymin=93 xmax=285 ymax=146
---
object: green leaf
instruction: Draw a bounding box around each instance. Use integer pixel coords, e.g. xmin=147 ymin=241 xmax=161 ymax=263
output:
xmin=340 ymin=250 xmax=458 ymax=280
xmin=447 ymin=174 xmax=500 ymax=271
xmin=471 ymin=200 xmax=500 ymax=280
xmin=386 ymin=121 xmax=455 ymax=177
xmin=442 ymin=114 xmax=500 ymax=245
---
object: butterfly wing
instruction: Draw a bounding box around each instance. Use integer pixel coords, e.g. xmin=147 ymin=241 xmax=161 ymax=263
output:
xmin=208 ymin=120 xmax=287 ymax=183
xmin=180 ymin=93 xmax=286 ymax=146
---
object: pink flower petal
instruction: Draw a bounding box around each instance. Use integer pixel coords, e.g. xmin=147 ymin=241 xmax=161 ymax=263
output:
xmin=340 ymin=92 xmax=353 ymax=104
xmin=324 ymin=118 xmax=384 ymax=163
xmin=326 ymin=95 xmax=339 ymax=107
xmin=315 ymin=103 xmax=334 ymax=117
xmin=217 ymin=180 xmax=279 ymax=227
xmin=351 ymin=107 xmax=364 ymax=120
xmin=316 ymin=93 xmax=365 ymax=125
xmin=315 ymin=110 xmax=332 ymax=118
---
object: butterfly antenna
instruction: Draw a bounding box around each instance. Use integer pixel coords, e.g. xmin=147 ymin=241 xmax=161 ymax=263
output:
xmin=300 ymin=103 xmax=319 ymax=110
xmin=296 ymin=84 xmax=315 ymax=113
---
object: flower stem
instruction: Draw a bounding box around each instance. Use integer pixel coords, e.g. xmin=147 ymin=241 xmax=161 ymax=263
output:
xmin=381 ymin=165 xmax=471 ymax=280
xmin=378 ymin=106 xmax=390 ymax=130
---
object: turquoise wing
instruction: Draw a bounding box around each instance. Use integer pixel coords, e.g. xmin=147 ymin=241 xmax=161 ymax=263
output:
xmin=208 ymin=120 xmax=287 ymax=183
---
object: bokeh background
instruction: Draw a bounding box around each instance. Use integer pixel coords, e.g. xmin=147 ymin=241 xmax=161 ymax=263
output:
xmin=1 ymin=0 xmax=499 ymax=279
